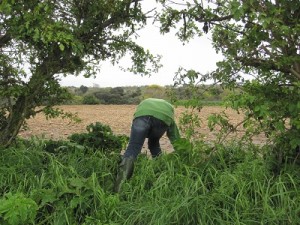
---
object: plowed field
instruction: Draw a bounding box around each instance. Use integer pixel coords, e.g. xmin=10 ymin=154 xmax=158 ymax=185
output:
xmin=18 ymin=105 xmax=266 ymax=153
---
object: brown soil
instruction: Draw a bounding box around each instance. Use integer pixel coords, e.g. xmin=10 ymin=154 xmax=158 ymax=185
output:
xmin=18 ymin=105 xmax=266 ymax=153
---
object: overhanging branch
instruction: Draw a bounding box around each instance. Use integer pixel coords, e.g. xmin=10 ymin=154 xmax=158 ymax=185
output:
xmin=195 ymin=14 xmax=233 ymax=23
xmin=236 ymin=56 xmax=291 ymax=74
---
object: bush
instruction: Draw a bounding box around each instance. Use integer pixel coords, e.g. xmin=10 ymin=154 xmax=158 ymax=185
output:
xmin=82 ymin=95 xmax=99 ymax=105
xmin=68 ymin=122 xmax=128 ymax=153
xmin=71 ymin=95 xmax=84 ymax=104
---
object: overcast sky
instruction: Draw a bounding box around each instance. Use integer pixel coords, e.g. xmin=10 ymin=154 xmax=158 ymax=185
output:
xmin=59 ymin=1 xmax=223 ymax=88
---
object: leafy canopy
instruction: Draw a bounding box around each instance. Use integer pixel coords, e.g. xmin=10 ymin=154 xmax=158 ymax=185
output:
xmin=0 ymin=0 xmax=161 ymax=147
xmin=157 ymin=0 xmax=300 ymax=156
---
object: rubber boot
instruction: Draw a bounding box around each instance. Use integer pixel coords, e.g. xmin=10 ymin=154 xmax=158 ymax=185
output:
xmin=113 ymin=156 xmax=135 ymax=193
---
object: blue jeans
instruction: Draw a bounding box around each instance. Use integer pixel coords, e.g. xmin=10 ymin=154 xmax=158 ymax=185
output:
xmin=123 ymin=116 xmax=168 ymax=159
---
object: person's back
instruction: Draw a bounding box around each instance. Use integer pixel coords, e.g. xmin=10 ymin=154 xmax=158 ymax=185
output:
xmin=134 ymin=98 xmax=175 ymax=126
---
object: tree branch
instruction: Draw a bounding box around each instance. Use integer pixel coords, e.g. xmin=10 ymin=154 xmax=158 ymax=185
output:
xmin=236 ymin=56 xmax=300 ymax=80
xmin=236 ymin=56 xmax=290 ymax=74
xmin=291 ymin=68 xmax=300 ymax=79
xmin=195 ymin=14 xmax=233 ymax=23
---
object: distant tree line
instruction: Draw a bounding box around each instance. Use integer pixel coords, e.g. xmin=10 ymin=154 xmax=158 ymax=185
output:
xmin=64 ymin=84 xmax=232 ymax=105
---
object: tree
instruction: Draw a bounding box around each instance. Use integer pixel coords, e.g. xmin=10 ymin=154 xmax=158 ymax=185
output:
xmin=110 ymin=87 xmax=125 ymax=97
xmin=82 ymin=95 xmax=99 ymax=105
xmin=157 ymin=0 xmax=300 ymax=160
xmin=79 ymin=85 xmax=88 ymax=94
xmin=0 ymin=0 xmax=160 ymax=147
xmin=142 ymin=84 xmax=166 ymax=99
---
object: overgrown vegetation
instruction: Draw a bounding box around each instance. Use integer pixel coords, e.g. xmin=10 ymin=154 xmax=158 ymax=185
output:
xmin=0 ymin=134 xmax=299 ymax=224
xmin=68 ymin=122 xmax=129 ymax=152
xmin=1 ymin=0 xmax=300 ymax=223
xmin=65 ymin=84 xmax=229 ymax=105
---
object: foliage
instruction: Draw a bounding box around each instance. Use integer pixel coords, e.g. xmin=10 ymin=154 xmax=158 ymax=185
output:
xmin=2 ymin=0 xmax=300 ymax=223
xmin=0 ymin=0 xmax=160 ymax=147
xmin=66 ymin=85 xmax=229 ymax=105
xmin=0 ymin=192 xmax=38 ymax=225
xmin=91 ymin=86 xmax=140 ymax=104
xmin=79 ymin=85 xmax=88 ymax=94
xmin=68 ymin=122 xmax=128 ymax=153
xmin=157 ymin=0 xmax=300 ymax=163
xmin=141 ymin=84 xmax=167 ymax=99
xmin=0 ymin=138 xmax=121 ymax=224
xmin=82 ymin=94 xmax=100 ymax=105
xmin=0 ymin=138 xmax=299 ymax=224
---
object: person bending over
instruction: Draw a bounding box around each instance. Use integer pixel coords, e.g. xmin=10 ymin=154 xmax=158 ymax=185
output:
xmin=114 ymin=98 xmax=181 ymax=193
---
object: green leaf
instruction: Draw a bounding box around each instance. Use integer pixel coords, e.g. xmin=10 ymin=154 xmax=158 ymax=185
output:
xmin=0 ymin=192 xmax=38 ymax=225
xmin=59 ymin=43 xmax=65 ymax=51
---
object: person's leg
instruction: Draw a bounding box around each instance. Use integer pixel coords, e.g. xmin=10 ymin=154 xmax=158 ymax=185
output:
xmin=123 ymin=116 xmax=151 ymax=159
xmin=113 ymin=156 xmax=135 ymax=193
xmin=148 ymin=117 xmax=168 ymax=158
xmin=148 ymin=138 xmax=161 ymax=158
xmin=114 ymin=116 xmax=151 ymax=193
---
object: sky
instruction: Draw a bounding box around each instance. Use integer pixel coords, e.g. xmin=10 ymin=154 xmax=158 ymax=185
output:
xmin=59 ymin=2 xmax=224 ymax=88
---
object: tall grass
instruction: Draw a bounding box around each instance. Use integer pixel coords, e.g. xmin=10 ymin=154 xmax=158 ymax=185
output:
xmin=0 ymin=138 xmax=299 ymax=224
xmin=113 ymin=148 xmax=299 ymax=225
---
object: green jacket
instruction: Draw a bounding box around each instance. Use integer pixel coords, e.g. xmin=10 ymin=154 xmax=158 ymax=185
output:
xmin=134 ymin=98 xmax=181 ymax=146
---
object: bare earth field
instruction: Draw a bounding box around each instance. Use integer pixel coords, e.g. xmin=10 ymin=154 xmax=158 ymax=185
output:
xmin=18 ymin=105 xmax=266 ymax=153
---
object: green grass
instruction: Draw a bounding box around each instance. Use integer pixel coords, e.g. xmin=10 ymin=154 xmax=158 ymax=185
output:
xmin=0 ymin=138 xmax=299 ymax=224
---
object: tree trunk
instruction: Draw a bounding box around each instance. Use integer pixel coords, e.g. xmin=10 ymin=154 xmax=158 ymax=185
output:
xmin=0 ymin=54 xmax=65 ymax=148
xmin=0 ymin=61 xmax=58 ymax=148
xmin=0 ymin=95 xmax=28 ymax=148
